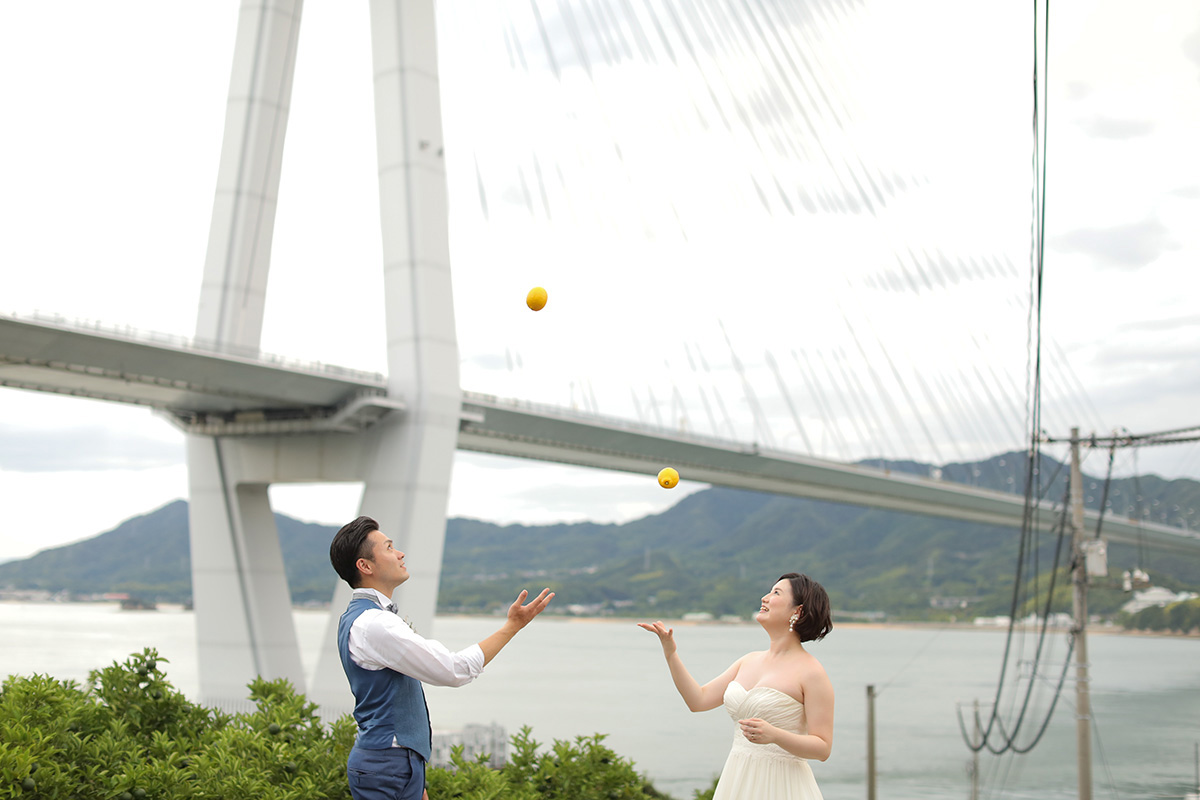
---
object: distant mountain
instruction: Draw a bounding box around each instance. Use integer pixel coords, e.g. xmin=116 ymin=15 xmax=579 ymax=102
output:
xmin=0 ymin=501 xmax=338 ymax=604
xmin=1 ymin=451 xmax=1196 ymax=620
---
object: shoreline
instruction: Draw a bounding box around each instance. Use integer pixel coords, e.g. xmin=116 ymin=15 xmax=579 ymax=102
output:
xmin=445 ymin=612 xmax=1200 ymax=638
xmin=3 ymin=599 xmax=1195 ymax=638
xmin=522 ymin=615 xmax=1200 ymax=639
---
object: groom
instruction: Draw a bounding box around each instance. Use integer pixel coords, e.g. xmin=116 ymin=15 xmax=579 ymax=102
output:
xmin=329 ymin=515 xmax=554 ymax=800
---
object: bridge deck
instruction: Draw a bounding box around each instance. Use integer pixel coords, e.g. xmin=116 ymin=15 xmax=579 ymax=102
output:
xmin=3 ymin=312 xmax=1197 ymax=554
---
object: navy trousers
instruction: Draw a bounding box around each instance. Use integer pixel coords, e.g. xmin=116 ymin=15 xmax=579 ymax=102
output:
xmin=347 ymin=746 xmax=426 ymax=800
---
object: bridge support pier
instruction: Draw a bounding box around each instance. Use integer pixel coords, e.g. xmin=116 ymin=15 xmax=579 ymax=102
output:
xmin=187 ymin=437 xmax=306 ymax=703
xmin=189 ymin=0 xmax=457 ymax=709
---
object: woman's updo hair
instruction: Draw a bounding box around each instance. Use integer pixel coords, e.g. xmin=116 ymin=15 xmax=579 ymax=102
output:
xmin=779 ymin=573 xmax=833 ymax=642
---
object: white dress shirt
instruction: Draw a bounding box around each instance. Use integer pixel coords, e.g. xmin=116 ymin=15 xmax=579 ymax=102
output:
xmin=347 ymin=588 xmax=484 ymax=687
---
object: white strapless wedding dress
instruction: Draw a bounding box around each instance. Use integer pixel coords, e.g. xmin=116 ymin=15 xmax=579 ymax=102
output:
xmin=711 ymin=681 xmax=824 ymax=800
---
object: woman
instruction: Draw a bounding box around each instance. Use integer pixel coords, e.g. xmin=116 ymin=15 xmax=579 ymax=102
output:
xmin=638 ymin=573 xmax=834 ymax=800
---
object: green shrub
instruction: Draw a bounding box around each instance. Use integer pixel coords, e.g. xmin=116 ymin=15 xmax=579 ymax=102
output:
xmin=1166 ymin=598 xmax=1200 ymax=633
xmin=501 ymin=726 xmax=665 ymax=799
xmin=428 ymin=745 xmax=537 ymax=799
xmin=690 ymin=776 xmax=719 ymax=799
xmin=1 ymin=650 xmax=674 ymax=800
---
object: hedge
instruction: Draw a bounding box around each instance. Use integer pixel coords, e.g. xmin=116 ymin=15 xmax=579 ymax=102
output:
xmin=0 ymin=649 xmax=686 ymax=800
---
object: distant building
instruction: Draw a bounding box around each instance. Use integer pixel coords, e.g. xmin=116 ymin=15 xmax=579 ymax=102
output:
xmin=0 ymin=588 xmax=55 ymax=602
xmin=930 ymin=595 xmax=983 ymax=610
xmin=972 ymin=613 xmax=1073 ymax=628
xmin=1121 ymin=587 xmax=1199 ymax=616
xmin=835 ymin=610 xmax=887 ymax=623
xmin=565 ymin=603 xmax=605 ymax=616
xmin=431 ymin=723 xmax=507 ymax=769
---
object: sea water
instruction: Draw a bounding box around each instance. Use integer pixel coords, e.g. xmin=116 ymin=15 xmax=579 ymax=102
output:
xmin=1 ymin=602 xmax=1197 ymax=799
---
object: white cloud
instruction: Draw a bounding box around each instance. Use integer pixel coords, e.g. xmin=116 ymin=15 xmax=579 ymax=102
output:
xmin=1052 ymin=217 xmax=1179 ymax=269
xmin=0 ymin=465 xmax=189 ymax=562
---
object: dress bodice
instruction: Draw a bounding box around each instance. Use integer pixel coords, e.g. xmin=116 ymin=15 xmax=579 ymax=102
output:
xmin=711 ymin=682 xmax=824 ymax=798
xmin=722 ymin=681 xmax=808 ymax=761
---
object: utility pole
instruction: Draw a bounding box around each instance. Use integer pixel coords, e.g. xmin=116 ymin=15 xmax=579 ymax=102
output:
xmin=1189 ymin=741 xmax=1200 ymax=800
xmin=866 ymin=684 xmax=877 ymax=800
xmin=1069 ymin=427 xmax=1093 ymax=800
xmin=969 ymin=699 xmax=980 ymax=800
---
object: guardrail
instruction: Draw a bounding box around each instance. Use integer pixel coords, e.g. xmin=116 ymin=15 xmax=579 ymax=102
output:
xmin=4 ymin=309 xmax=386 ymax=384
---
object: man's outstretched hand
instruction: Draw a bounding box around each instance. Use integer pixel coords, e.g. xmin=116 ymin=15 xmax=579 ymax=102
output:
xmin=507 ymin=588 xmax=555 ymax=630
xmin=479 ymin=588 xmax=556 ymax=665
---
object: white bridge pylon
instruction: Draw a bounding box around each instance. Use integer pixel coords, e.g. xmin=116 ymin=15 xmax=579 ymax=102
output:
xmin=190 ymin=0 xmax=457 ymax=709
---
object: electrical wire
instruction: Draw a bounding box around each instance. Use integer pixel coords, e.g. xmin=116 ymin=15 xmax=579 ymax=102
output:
xmin=874 ymin=626 xmax=947 ymax=696
xmin=1133 ymin=449 xmax=1147 ymax=571
xmin=958 ymin=488 xmax=1074 ymax=754
xmin=960 ymin=0 xmax=1074 ymax=761
xmin=1090 ymin=707 xmax=1122 ymax=800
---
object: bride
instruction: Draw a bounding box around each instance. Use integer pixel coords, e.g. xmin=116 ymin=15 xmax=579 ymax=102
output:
xmin=638 ymin=573 xmax=834 ymax=800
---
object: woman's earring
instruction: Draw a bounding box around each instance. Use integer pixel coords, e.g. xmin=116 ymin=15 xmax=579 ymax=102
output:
xmin=788 ymin=613 xmax=799 ymax=631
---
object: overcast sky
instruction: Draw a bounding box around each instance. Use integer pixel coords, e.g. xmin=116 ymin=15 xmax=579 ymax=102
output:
xmin=1 ymin=1 xmax=1198 ymax=561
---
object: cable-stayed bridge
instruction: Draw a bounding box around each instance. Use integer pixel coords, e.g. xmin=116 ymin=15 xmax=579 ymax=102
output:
xmin=4 ymin=310 xmax=1194 ymax=552
xmin=2 ymin=0 xmax=1198 ymax=713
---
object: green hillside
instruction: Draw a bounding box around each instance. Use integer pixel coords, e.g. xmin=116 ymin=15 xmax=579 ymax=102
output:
xmin=0 ymin=502 xmax=339 ymax=604
xmin=1 ymin=450 xmax=1196 ymax=621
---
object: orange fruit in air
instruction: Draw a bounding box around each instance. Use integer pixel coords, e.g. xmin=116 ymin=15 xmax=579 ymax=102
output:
xmin=526 ymin=286 xmax=548 ymax=311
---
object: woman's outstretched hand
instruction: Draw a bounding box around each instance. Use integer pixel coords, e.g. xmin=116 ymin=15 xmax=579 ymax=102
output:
xmin=636 ymin=620 xmax=678 ymax=658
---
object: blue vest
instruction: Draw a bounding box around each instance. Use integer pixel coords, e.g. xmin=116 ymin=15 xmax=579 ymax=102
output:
xmin=337 ymin=596 xmax=432 ymax=760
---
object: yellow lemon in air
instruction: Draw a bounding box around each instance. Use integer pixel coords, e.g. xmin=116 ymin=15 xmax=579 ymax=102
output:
xmin=526 ymin=286 xmax=548 ymax=311
xmin=657 ymin=467 xmax=680 ymax=489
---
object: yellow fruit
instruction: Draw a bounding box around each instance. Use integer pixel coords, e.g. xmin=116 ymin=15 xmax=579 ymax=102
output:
xmin=657 ymin=467 xmax=679 ymax=489
xmin=526 ymin=286 xmax=548 ymax=311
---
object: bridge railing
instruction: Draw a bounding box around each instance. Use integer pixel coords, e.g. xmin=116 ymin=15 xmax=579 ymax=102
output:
xmin=5 ymin=309 xmax=386 ymax=383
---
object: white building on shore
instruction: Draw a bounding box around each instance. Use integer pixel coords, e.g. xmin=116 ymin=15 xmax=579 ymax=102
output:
xmin=1120 ymin=587 xmax=1199 ymax=616
xmin=431 ymin=723 xmax=508 ymax=769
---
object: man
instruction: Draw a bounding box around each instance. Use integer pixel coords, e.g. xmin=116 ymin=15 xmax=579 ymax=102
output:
xmin=329 ymin=515 xmax=554 ymax=800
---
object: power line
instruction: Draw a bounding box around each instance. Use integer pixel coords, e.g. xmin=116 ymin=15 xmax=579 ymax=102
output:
xmin=1041 ymin=425 xmax=1200 ymax=448
xmin=961 ymin=0 xmax=1071 ymax=763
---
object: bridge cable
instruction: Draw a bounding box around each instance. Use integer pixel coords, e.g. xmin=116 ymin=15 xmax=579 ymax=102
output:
xmin=929 ymin=371 xmax=1007 ymax=483
xmin=814 ymin=348 xmax=874 ymax=459
xmin=792 ymin=349 xmax=853 ymax=461
xmin=845 ymin=295 xmax=948 ymax=464
xmin=970 ymin=332 xmax=1030 ymax=440
xmin=838 ymin=307 xmax=923 ymax=460
xmin=764 ymin=350 xmax=814 ymax=452
xmin=683 ymin=343 xmax=721 ymax=437
xmin=1049 ymin=339 xmax=1109 ymax=434
xmin=908 ymin=366 xmax=971 ymax=468
xmin=718 ymin=320 xmax=776 ymax=447
xmin=834 ymin=345 xmax=900 ymax=463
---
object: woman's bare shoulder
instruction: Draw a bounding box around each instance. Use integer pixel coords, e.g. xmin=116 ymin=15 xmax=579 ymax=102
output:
xmin=799 ymin=648 xmax=829 ymax=671
xmin=799 ymin=652 xmax=833 ymax=689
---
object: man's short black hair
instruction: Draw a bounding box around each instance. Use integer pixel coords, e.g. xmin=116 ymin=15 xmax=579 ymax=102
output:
xmin=330 ymin=515 xmax=379 ymax=588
